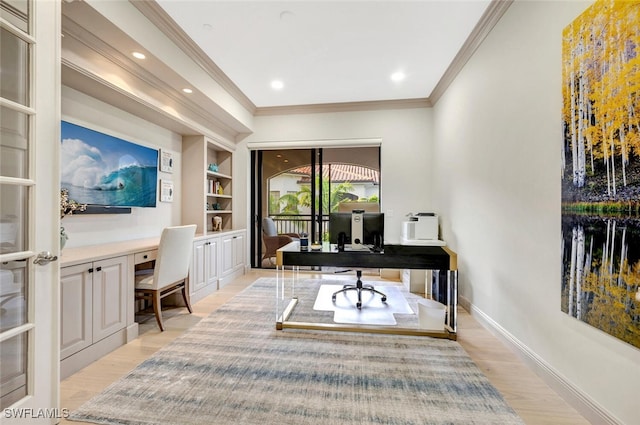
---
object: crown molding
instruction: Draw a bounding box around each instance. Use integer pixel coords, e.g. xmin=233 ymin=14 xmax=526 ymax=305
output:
xmin=131 ymin=0 xmax=257 ymax=115
xmin=247 ymin=137 xmax=382 ymax=151
xmin=429 ymin=0 xmax=513 ymax=105
xmin=62 ymin=58 xmax=238 ymax=149
xmin=61 ymin=11 xmax=246 ymax=141
xmin=254 ymin=98 xmax=431 ymax=116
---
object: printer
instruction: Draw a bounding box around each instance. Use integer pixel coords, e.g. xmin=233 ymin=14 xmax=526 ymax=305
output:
xmin=401 ymin=213 xmax=445 ymax=246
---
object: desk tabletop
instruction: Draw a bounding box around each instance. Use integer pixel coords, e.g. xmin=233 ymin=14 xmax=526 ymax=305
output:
xmin=277 ymin=241 xmax=456 ymax=270
xmin=60 ymin=237 xmax=160 ymax=268
xmin=60 ymin=229 xmax=247 ymax=268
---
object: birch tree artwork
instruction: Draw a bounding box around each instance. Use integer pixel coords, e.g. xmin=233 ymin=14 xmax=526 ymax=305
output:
xmin=561 ymin=0 xmax=640 ymax=349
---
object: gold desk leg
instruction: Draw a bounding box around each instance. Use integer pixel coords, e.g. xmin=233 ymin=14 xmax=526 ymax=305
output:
xmin=276 ymin=298 xmax=299 ymax=330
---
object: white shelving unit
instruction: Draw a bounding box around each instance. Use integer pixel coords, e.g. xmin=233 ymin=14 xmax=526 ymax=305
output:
xmin=182 ymin=135 xmax=233 ymax=234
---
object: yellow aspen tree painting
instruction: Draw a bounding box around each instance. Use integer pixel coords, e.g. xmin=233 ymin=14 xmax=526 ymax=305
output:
xmin=562 ymin=0 xmax=640 ymax=348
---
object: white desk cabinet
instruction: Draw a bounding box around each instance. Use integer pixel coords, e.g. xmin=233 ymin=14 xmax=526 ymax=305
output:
xmin=220 ymin=231 xmax=245 ymax=287
xmin=60 ymin=263 xmax=92 ymax=360
xmin=192 ymin=230 xmax=246 ymax=293
xmin=60 ymin=256 xmax=127 ymax=363
xmin=190 ymin=235 xmax=220 ymax=303
xmin=59 ymin=233 xmax=245 ymax=378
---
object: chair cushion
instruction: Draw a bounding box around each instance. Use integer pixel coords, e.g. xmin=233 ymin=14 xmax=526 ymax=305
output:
xmin=135 ymin=269 xmax=154 ymax=288
xmin=263 ymin=218 xmax=277 ymax=236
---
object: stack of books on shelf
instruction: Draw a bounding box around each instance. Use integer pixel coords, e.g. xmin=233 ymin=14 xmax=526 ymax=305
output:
xmin=208 ymin=180 xmax=222 ymax=195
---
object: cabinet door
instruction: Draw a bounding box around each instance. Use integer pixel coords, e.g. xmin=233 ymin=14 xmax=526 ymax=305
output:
xmin=60 ymin=264 xmax=93 ymax=360
xmin=232 ymin=233 xmax=245 ymax=270
xmin=92 ymin=256 xmax=127 ymax=342
xmin=221 ymin=235 xmax=234 ymax=276
xmin=206 ymin=237 xmax=219 ymax=287
xmin=190 ymin=239 xmax=207 ymax=294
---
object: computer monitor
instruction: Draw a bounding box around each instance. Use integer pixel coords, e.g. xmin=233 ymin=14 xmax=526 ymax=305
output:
xmin=329 ymin=211 xmax=384 ymax=249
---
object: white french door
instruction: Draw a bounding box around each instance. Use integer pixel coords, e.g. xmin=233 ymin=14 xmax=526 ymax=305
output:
xmin=1 ymin=0 xmax=61 ymax=423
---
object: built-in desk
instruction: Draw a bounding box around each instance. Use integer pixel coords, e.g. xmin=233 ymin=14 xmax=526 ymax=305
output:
xmin=276 ymin=241 xmax=458 ymax=339
xmin=59 ymin=230 xmax=246 ymax=379
xmin=59 ymin=238 xmax=160 ymax=379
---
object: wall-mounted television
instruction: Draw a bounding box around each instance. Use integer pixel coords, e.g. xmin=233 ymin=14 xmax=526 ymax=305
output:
xmin=61 ymin=121 xmax=158 ymax=209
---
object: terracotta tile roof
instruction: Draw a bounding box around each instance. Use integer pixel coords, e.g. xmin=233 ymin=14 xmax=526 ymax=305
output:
xmin=288 ymin=164 xmax=379 ymax=184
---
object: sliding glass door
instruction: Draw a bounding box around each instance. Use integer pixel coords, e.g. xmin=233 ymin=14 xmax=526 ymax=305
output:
xmin=251 ymin=146 xmax=380 ymax=268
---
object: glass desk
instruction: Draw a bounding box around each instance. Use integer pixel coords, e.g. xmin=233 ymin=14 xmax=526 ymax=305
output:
xmin=275 ymin=241 xmax=458 ymax=339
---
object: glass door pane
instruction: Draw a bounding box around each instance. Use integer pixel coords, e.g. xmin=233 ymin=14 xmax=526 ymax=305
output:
xmin=0 ymin=26 xmax=30 ymax=106
xmin=0 ymin=0 xmax=32 ymax=410
xmin=259 ymin=149 xmax=313 ymax=267
xmin=0 ymin=0 xmax=30 ymax=32
xmin=0 ymin=257 xmax=29 ymax=407
xmin=254 ymin=147 xmax=380 ymax=267
xmin=320 ymin=147 xmax=381 ymax=243
xmin=0 ymin=105 xmax=30 ymax=179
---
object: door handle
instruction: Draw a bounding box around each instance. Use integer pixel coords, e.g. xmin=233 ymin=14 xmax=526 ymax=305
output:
xmin=33 ymin=251 xmax=58 ymax=266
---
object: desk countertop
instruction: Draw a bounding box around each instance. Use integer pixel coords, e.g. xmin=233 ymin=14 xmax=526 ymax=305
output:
xmin=277 ymin=241 xmax=456 ymax=270
xmin=60 ymin=229 xmax=247 ymax=268
xmin=60 ymin=237 xmax=160 ymax=268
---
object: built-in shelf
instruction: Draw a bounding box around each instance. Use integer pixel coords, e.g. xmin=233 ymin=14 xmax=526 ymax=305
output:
xmin=206 ymin=170 xmax=232 ymax=179
xmin=182 ymin=135 xmax=233 ymax=234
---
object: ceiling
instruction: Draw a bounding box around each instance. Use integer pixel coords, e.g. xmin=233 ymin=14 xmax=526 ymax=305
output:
xmin=155 ymin=0 xmax=493 ymax=108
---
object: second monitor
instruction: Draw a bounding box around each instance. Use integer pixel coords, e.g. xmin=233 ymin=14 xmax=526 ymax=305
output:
xmin=329 ymin=211 xmax=384 ymax=251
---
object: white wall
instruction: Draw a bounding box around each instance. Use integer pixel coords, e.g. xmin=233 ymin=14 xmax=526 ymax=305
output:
xmin=61 ymin=86 xmax=182 ymax=247
xmin=432 ymin=1 xmax=638 ymax=424
xmin=239 ymin=107 xmax=434 ymax=244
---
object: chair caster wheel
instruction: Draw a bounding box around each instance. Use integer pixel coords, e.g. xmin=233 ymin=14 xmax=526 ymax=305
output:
xmin=356 ymin=302 xmax=362 ymax=309
xmin=382 ymin=297 xmax=387 ymax=302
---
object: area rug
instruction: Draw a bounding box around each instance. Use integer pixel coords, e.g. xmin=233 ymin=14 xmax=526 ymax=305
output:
xmin=313 ymin=284 xmax=413 ymax=325
xmin=69 ymin=277 xmax=525 ymax=425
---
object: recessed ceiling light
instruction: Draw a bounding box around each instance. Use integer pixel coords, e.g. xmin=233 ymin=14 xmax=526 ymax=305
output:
xmin=391 ymin=71 xmax=405 ymax=82
xmin=271 ymin=80 xmax=284 ymax=90
xmin=280 ymin=10 xmax=295 ymax=20
xmin=182 ymin=88 xmax=193 ymax=94
xmin=132 ymin=51 xmax=146 ymax=60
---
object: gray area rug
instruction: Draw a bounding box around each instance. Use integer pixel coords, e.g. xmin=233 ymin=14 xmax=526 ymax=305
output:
xmin=69 ymin=277 xmax=525 ymax=425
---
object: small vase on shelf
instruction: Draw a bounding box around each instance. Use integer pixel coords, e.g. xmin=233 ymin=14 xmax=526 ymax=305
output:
xmin=60 ymin=227 xmax=68 ymax=250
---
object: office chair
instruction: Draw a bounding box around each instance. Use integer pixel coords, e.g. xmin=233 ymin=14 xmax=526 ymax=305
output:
xmin=134 ymin=224 xmax=197 ymax=331
xmin=332 ymin=270 xmax=387 ymax=310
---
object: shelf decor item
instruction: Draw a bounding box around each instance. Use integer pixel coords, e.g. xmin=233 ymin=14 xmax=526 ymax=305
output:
xmin=182 ymin=135 xmax=232 ymax=234
xmin=60 ymin=227 xmax=68 ymax=250
xmin=60 ymin=188 xmax=86 ymax=249
xmin=212 ymin=216 xmax=222 ymax=232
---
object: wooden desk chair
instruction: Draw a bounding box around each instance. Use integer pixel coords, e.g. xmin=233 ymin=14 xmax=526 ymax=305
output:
xmin=135 ymin=224 xmax=197 ymax=331
xmin=262 ymin=217 xmax=299 ymax=263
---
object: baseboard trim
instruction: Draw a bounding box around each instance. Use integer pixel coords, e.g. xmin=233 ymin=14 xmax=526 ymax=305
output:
xmin=459 ymin=295 xmax=622 ymax=425
xmin=60 ymin=329 xmax=127 ymax=380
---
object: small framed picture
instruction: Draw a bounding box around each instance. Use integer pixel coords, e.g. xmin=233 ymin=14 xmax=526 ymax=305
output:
xmin=160 ymin=180 xmax=174 ymax=202
xmin=159 ymin=149 xmax=173 ymax=173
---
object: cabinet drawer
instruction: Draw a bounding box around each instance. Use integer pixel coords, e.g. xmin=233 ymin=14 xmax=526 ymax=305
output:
xmin=134 ymin=250 xmax=157 ymax=265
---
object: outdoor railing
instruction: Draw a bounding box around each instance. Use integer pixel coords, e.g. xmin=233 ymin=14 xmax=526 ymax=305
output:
xmin=270 ymin=214 xmax=329 ymax=240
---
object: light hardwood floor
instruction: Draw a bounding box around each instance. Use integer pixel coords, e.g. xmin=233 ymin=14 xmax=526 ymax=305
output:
xmin=60 ymin=269 xmax=592 ymax=425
